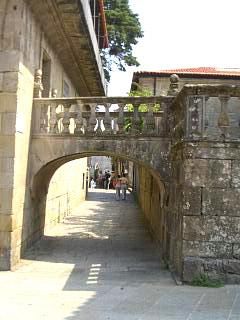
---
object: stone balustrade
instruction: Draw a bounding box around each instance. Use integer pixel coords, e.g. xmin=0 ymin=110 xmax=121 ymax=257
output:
xmin=32 ymin=96 xmax=173 ymax=136
xmin=171 ymin=84 xmax=240 ymax=142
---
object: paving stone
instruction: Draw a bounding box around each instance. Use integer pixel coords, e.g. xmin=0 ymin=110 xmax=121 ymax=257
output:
xmin=0 ymin=189 xmax=239 ymax=319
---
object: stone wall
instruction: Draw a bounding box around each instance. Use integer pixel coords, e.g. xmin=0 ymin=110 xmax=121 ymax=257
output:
xmin=0 ymin=0 xmax=35 ymax=269
xmin=0 ymin=0 xmax=87 ymax=269
xmin=133 ymin=165 xmax=168 ymax=257
xmin=45 ymin=158 xmax=87 ymax=233
xmin=178 ymin=142 xmax=240 ymax=284
xmin=169 ymin=85 xmax=240 ymax=283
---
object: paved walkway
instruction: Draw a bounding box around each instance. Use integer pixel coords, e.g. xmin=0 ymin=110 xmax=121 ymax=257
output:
xmin=0 ymin=189 xmax=240 ymax=320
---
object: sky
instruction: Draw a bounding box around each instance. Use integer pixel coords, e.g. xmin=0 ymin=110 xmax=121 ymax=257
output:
xmin=107 ymin=0 xmax=240 ymax=96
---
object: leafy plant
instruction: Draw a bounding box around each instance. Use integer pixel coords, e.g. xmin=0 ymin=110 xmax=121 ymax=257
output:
xmin=190 ymin=274 xmax=224 ymax=288
xmin=123 ymin=88 xmax=161 ymax=133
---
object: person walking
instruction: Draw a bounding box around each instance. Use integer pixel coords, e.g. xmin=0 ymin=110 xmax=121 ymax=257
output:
xmin=115 ymin=175 xmax=121 ymax=201
xmin=104 ymin=170 xmax=111 ymax=189
xmin=120 ymin=174 xmax=128 ymax=200
xmin=90 ymin=177 xmax=96 ymax=189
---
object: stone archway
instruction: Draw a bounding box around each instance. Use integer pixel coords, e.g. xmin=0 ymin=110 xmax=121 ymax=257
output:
xmin=20 ymin=137 xmax=171 ymax=265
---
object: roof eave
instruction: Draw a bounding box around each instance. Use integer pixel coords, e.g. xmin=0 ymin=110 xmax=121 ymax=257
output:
xmin=27 ymin=0 xmax=106 ymax=96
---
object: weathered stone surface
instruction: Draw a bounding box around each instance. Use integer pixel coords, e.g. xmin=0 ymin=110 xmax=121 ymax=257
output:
xmin=183 ymin=257 xmax=240 ymax=283
xmin=232 ymin=160 xmax=240 ymax=188
xmin=184 ymin=159 xmax=231 ymax=188
xmin=0 ymin=52 xmax=20 ymax=72
xmin=202 ymin=188 xmax=240 ymax=216
xmin=182 ymin=187 xmax=201 ymax=215
xmin=233 ymin=244 xmax=240 ymax=259
xmin=0 ymin=248 xmax=11 ymax=270
xmin=183 ymin=216 xmax=240 ymax=242
xmin=2 ymin=72 xmax=19 ymax=93
xmin=0 ymin=113 xmax=16 ymax=135
xmin=224 ymin=273 xmax=240 ymax=284
xmin=183 ymin=257 xmax=204 ymax=282
xmin=184 ymin=144 xmax=240 ymax=160
xmin=0 ymin=73 xmax=3 ymax=91
xmin=183 ymin=240 xmax=233 ymax=258
xmin=223 ymin=259 xmax=240 ymax=275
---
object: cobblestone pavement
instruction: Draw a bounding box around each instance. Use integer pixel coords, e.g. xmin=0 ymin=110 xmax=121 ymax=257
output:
xmin=0 ymin=189 xmax=240 ymax=320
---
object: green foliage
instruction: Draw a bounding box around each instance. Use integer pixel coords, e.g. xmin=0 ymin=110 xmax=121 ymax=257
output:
xmin=124 ymin=88 xmax=160 ymax=133
xmin=190 ymin=274 xmax=224 ymax=288
xmin=128 ymin=88 xmax=160 ymax=112
xmin=102 ymin=0 xmax=143 ymax=82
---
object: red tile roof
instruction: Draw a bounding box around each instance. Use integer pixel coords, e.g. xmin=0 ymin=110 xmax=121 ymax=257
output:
xmin=135 ymin=67 xmax=240 ymax=77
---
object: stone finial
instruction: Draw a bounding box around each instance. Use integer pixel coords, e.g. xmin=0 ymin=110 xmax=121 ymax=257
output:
xmin=168 ymin=74 xmax=179 ymax=96
xmin=33 ymin=69 xmax=43 ymax=98
xmin=51 ymin=88 xmax=58 ymax=98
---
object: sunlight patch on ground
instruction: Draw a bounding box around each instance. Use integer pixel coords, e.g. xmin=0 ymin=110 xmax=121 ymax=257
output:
xmin=87 ymin=264 xmax=101 ymax=285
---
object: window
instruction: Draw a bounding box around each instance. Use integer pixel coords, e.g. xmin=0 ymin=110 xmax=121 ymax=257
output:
xmin=42 ymin=51 xmax=51 ymax=98
xmin=63 ymin=80 xmax=70 ymax=97
xmin=82 ymin=173 xmax=85 ymax=189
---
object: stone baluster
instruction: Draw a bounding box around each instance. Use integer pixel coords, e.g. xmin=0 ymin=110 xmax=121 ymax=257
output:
xmin=131 ymin=104 xmax=141 ymax=134
xmin=51 ymin=88 xmax=57 ymax=98
xmin=145 ymin=103 xmax=155 ymax=134
xmin=218 ymin=95 xmax=230 ymax=138
xmin=112 ymin=118 xmax=118 ymax=134
xmin=40 ymin=104 xmax=49 ymax=133
xmin=103 ymin=103 xmax=112 ymax=134
xmin=74 ymin=102 xmax=84 ymax=135
xmin=49 ymin=89 xmax=58 ymax=134
xmin=96 ymin=117 xmax=102 ymax=135
xmin=117 ymin=103 xmax=125 ymax=134
xmin=33 ymin=69 xmax=43 ymax=98
xmin=62 ymin=103 xmax=71 ymax=134
xmin=86 ymin=103 xmax=97 ymax=134
xmin=49 ymin=103 xmax=58 ymax=134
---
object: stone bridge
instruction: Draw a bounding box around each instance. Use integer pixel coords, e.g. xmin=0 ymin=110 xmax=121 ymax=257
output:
xmin=28 ymin=93 xmax=173 ymax=256
xmin=3 ymin=74 xmax=240 ymax=284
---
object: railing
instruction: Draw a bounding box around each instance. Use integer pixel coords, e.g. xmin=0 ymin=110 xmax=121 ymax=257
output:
xmin=32 ymin=96 xmax=174 ymax=136
xmin=171 ymin=84 xmax=240 ymax=141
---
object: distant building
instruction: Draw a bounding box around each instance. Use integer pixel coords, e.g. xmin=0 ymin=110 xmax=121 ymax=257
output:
xmin=89 ymin=156 xmax=112 ymax=177
xmin=131 ymin=67 xmax=240 ymax=95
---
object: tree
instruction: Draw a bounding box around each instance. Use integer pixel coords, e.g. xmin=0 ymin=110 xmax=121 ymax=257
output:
xmin=102 ymin=0 xmax=143 ymax=82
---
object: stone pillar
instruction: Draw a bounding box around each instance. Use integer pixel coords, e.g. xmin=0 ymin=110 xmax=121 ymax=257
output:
xmin=0 ymin=0 xmax=35 ymax=269
xmin=169 ymin=85 xmax=240 ymax=283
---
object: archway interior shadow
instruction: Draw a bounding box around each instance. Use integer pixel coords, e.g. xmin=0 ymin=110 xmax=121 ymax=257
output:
xmin=26 ymin=151 xmax=167 ymax=264
xmin=23 ymin=189 xmax=170 ymax=294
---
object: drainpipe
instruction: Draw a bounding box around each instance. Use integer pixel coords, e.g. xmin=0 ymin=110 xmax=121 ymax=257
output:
xmin=98 ymin=0 xmax=109 ymax=48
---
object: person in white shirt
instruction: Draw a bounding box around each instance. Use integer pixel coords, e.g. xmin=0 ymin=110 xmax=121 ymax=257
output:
xmin=120 ymin=174 xmax=128 ymax=200
xmin=115 ymin=175 xmax=121 ymax=200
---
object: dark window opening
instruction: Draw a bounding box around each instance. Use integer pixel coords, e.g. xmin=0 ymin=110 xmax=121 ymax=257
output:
xmin=82 ymin=173 xmax=85 ymax=189
xmin=42 ymin=51 xmax=51 ymax=98
xmin=63 ymin=80 xmax=70 ymax=97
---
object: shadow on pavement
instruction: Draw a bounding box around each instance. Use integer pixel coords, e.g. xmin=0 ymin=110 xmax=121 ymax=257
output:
xmin=23 ymin=189 xmax=172 ymax=320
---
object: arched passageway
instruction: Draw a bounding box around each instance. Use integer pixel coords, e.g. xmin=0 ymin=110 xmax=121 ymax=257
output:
xmin=25 ymin=152 xmax=168 ymax=255
xmin=19 ymin=153 xmax=171 ymax=275
xmin=29 ymin=188 xmax=165 ymax=275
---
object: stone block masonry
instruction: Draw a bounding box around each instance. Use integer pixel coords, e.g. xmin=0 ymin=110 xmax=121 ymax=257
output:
xmin=169 ymin=83 xmax=240 ymax=283
xmin=180 ymin=143 xmax=240 ymax=283
xmin=45 ymin=158 xmax=87 ymax=232
xmin=0 ymin=0 xmax=88 ymax=270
